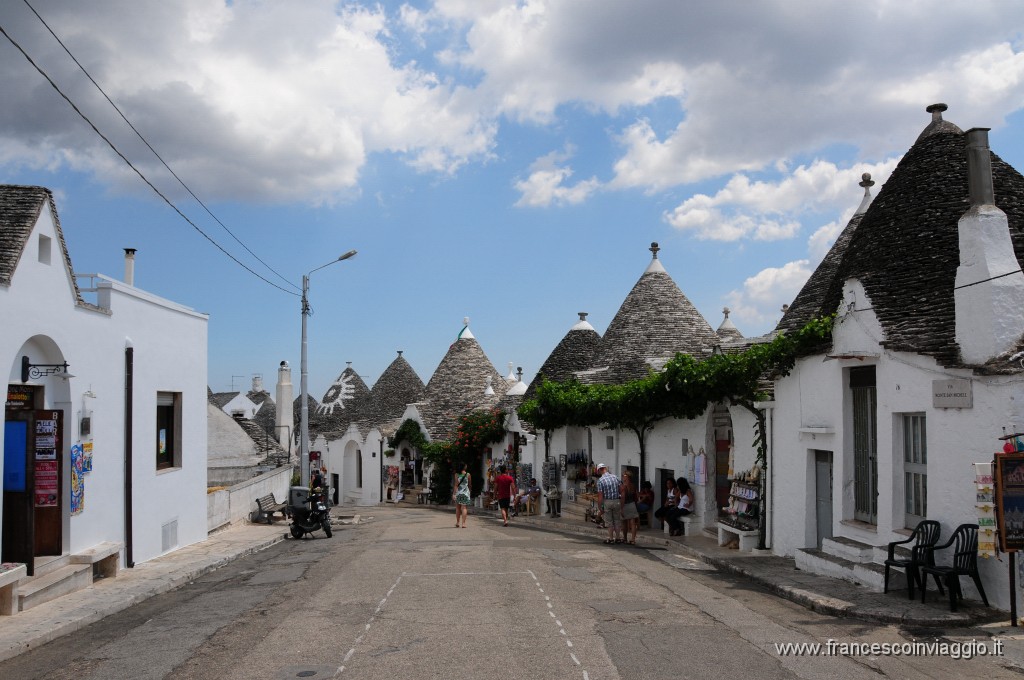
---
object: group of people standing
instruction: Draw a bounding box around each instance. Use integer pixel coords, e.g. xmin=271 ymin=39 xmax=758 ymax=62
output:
xmin=453 ymin=461 xmax=695 ymax=541
xmin=595 ymin=464 xmax=659 ymax=544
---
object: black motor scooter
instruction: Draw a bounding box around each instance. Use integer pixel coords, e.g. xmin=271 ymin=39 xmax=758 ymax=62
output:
xmin=285 ymin=485 xmax=333 ymax=539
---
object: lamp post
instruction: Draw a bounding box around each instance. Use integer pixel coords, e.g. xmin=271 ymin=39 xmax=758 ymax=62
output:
xmin=300 ymin=250 xmax=357 ymax=487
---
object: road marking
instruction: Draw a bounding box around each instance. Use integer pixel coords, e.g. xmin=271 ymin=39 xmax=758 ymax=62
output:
xmin=528 ymin=570 xmax=589 ymax=679
xmin=338 ymin=569 xmax=589 ymax=678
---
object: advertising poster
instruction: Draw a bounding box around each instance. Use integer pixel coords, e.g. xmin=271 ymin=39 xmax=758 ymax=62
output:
xmin=83 ymin=441 xmax=93 ymax=473
xmin=995 ymin=455 xmax=1024 ymax=552
xmin=70 ymin=443 xmax=85 ymax=515
xmin=35 ymin=418 xmax=57 ymax=460
xmin=34 ymin=460 xmax=58 ymax=507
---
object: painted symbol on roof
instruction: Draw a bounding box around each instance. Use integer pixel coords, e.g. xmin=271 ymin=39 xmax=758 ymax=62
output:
xmin=317 ymin=373 xmax=356 ymax=415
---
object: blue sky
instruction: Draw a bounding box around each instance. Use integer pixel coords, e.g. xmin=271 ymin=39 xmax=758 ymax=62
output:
xmin=2 ymin=1 xmax=1023 ymax=399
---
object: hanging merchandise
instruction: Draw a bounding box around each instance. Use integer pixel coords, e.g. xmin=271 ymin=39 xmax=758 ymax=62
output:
xmin=977 ymin=462 xmax=997 ymax=558
xmin=694 ymin=447 xmax=708 ymax=486
xmin=727 ymin=444 xmax=735 ymax=480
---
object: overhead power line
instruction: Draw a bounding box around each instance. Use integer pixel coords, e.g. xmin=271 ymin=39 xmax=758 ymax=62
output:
xmin=0 ymin=16 xmax=300 ymax=296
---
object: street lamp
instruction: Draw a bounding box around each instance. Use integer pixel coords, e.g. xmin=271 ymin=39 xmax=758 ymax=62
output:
xmin=300 ymin=249 xmax=357 ymax=487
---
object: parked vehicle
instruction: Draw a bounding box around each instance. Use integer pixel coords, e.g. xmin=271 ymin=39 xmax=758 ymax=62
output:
xmin=286 ymin=485 xmax=332 ymax=539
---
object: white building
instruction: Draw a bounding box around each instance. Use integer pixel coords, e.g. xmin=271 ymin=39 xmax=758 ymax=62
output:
xmin=772 ymin=105 xmax=1024 ymax=610
xmin=1 ymin=185 xmax=208 ymax=580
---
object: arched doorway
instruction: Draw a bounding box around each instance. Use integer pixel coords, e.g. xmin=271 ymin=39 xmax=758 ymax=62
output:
xmin=4 ymin=336 xmax=72 ymax=575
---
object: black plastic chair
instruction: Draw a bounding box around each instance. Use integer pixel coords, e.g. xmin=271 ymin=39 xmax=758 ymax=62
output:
xmin=919 ymin=524 xmax=989 ymax=611
xmin=884 ymin=519 xmax=941 ymax=599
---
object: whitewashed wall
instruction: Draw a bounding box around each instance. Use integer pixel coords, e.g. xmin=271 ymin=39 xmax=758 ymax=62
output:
xmin=1 ymin=200 xmax=208 ymax=566
xmin=771 ymin=280 xmax=1021 ymax=609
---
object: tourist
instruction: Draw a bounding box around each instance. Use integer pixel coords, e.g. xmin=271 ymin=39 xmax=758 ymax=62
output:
xmin=595 ymin=463 xmax=623 ymax=544
xmin=452 ymin=462 xmax=471 ymax=528
xmin=494 ymin=465 xmax=517 ymax=526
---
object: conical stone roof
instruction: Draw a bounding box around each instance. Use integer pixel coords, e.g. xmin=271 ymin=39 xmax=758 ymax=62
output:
xmin=359 ymin=351 xmax=425 ymax=434
xmin=584 ymin=243 xmax=718 ymax=383
xmin=778 ymin=104 xmax=1024 ymax=368
xmin=524 ymin=313 xmax=601 ymax=400
xmin=418 ymin=321 xmax=506 ymax=440
xmin=314 ymin=364 xmax=370 ymax=437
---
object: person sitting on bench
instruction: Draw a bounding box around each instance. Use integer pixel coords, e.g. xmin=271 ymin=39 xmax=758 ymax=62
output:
xmin=513 ymin=478 xmax=541 ymax=515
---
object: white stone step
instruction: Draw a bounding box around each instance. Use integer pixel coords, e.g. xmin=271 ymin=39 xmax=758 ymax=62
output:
xmin=795 ymin=548 xmax=904 ymax=593
xmin=821 ymin=536 xmax=875 ymax=563
xmin=19 ymin=563 xmax=92 ymax=611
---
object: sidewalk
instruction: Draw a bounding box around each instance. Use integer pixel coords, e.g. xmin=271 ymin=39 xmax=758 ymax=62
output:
xmin=467 ymin=504 xmax=1010 ymax=629
xmin=0 ymin=522 xmax=286 ymax=664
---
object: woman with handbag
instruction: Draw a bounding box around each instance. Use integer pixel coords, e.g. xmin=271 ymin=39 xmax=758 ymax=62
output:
xmin=620 ymin=471 xmax=640 ymax=544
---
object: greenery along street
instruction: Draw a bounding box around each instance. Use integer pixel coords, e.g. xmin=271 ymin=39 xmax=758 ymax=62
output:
xmin=518 ymin=315 xmax=835 ymax=548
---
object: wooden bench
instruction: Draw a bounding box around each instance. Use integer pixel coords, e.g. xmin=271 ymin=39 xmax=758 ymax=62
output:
xmin=255 ymin=494 xmax=287 ymax=524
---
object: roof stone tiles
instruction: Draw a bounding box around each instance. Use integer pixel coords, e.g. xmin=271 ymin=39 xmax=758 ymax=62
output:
xmin=523 ymin=313 xmax=601 ymax=400
xmin=777 ymin=105 xmax=1024 ymax=369
xmin=312 ymin=365 xmax=370 ymax=439
xmin=356 ymin=351 xmax=425 ymax=436
xmin=584 ymin=243 xmax=719 ymax=384
xmin=1 ymin=185 xmax=84 ymax=305
xmin=418 ymin=331 xmax=507 ymax=441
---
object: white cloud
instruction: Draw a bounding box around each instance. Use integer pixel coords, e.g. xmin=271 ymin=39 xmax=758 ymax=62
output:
xmin=664 ymin=158 xmax=900 ymax=241
xmin=0 ymin=0 xmax=1021 ymax=206
xmin=725 ymin=260 xmax=813 ymax=330
xmin=514 ymin=148 xmax=600 ymax=207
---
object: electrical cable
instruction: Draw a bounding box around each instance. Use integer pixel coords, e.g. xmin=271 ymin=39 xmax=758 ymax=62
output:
xmin=21 ymin=0 xmax=299 ymax=294
xmin=0 ymin=21 xmax=299 ymax=297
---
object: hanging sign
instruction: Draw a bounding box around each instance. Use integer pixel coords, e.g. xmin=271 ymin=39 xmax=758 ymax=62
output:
xmin=995 ymin=455 xmax=1024 ymax=552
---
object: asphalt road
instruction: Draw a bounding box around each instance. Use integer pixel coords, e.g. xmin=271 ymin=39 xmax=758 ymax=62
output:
xmin=1 ymin=506 xmax=1021 ymax=679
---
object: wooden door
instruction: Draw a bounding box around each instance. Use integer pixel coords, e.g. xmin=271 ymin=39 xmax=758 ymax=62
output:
xmin=33 ymin=409 xmax=62 ymax=556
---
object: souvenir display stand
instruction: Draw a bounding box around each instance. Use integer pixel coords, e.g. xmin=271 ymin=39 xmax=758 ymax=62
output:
xmin=717 ymin=467 xmax=761 ymax=551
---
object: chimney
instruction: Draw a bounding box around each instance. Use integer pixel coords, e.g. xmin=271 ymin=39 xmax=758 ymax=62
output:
xmin=276 ymin=361 xmax=294 ymax=448
xmin=966 ymin=128 xmax=996 ymax=207
xmin=252 ymin=374 xmax=263 ymax=394
xmin=954 ymin=125 xmax=1024 ymax=364
xmin=124 ymin=248 xmax=136 ymax=286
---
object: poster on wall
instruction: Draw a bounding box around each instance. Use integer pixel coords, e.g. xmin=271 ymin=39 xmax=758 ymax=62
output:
xmin=35 ymin=418 xmax=57 ymax=459
xmin=83 ymin=441 xmax=93 ymax=473
xmin=995 ymin=454 xmax=1024 ymax=552
xmin=34 ymin=460 xmax=58 ymax=507
xmin=70 ymin=443 xmax=85 ymax=515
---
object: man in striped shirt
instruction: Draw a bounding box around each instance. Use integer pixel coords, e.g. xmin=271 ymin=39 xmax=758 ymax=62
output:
xmin=595 ymin=463 xmax=623 ymax=544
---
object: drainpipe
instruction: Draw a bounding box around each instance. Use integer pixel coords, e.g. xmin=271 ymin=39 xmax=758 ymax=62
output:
xmin=124 ymin=340 xmax=134 ymax=568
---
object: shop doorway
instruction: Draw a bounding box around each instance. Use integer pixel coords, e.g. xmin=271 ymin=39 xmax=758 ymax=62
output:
xmin=814 ymin=450 xmax=833 ymax=549
xmin=3 ymin=386 xmax=63 ymax=575
xmin=654 ymin=468 xmax=674 ymax=529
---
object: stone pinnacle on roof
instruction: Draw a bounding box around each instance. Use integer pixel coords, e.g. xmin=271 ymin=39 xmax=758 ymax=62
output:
xmin=572 ymin=312 xmax=595 ymax=331
xmin=916 ymin=102 xmax=963 ymax=142
xmin=855 ymin=173 xmax=875 ymax=216
xmin=716 ymin=307 xmax=744 ymax=342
